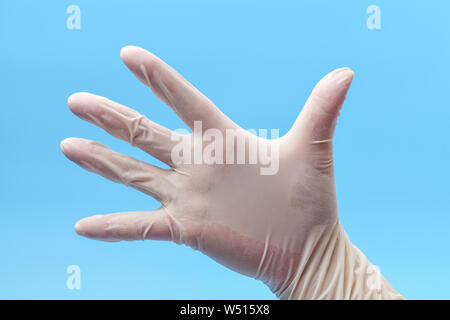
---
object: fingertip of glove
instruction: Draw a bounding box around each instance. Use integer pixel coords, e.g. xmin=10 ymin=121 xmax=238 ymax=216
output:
xmin=120 ymin=45 xmax=143 ymax=63
xmin=67 ymin=92 xmax=93 ymax=109
xmin=74 ymin=215 xmax=117 ymax=242
xmin=60 ymin=138 xmax=73 ymax=153
xmin=120 ymin=46 xmax=131 ymax=60
xmin=60 ymin=137 xmax=88 ymax=158
xmin=74 ymin=220 xmax=85 ymax=236
xmin=67 ymin=92 xmax=86 ymax=108
xmin=332 ymin=67 xmax=354 ymax=75
xmin=329 ymin=67 xmax=354 ymax=87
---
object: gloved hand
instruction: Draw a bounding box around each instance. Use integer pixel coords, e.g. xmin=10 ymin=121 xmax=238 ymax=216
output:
xmin=61 ymin=45 xmax=403 ymax=300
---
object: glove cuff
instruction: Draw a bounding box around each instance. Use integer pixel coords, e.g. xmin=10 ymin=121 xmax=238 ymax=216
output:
xmin=272 ymin=221 xmax=404 ymax=300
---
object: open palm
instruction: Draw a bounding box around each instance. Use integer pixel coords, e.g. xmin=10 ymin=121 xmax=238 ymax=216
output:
xmin=61 ymin=46 xmax=400 ymax=299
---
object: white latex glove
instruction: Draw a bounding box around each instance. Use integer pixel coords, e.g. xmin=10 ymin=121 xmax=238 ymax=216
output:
xmin=61 ymin=46 xmax=403 ymax=300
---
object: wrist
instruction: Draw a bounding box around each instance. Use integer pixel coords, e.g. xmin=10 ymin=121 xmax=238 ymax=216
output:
xmin=269 ymin=221 xmax=404 ymax=300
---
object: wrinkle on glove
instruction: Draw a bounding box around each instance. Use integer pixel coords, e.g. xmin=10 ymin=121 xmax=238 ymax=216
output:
xmin=267 ymin=222 xmax=403 ymax=299
xmin=62 ymin=45 xmax=403 ymax=300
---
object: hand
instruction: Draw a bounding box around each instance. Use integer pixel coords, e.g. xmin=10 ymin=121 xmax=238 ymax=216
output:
xmin=61 ymin=46 xmax=402 ymax=299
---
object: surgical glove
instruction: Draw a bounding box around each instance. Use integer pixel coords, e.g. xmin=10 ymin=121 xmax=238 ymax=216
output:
xmin=61 ymin=45 xmax=403 ymax=300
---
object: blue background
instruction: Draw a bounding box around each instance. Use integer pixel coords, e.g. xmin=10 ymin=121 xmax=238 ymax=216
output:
xmin=0 ymin=0 xmax=449 ymax=299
